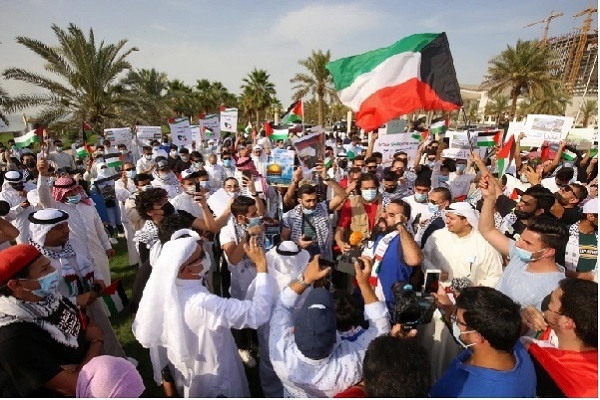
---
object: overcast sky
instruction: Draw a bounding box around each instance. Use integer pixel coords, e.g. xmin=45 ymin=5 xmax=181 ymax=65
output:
xmin=1 ymin=0 xmax=597 ymax=127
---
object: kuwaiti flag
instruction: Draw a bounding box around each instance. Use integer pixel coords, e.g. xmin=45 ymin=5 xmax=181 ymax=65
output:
xmin=104 ymin=153 xmax=123 ymax=168
xmin=264 ymin=122 xmax=289 ymax=141
xmin=430 ymin=116 xmax=449 ymax=135
xmin=327 ymin=32 xmax=462 ymax=132
xmin=282 ymin=100 xmax=303 ymax=124
xmin=13 ymin=129 xmax=41 ymax=148
xmin=477 ymin=130 xmax=502 ymax=148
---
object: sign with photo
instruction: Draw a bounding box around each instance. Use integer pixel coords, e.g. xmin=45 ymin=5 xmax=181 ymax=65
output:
xmin=266 ymin=149 xmax=295 ymax=186
xmin=442 ymin=131 xmax=485 ymax=159
xmin=199 ymin=114 xmax=221 ymax=139
xmin=135 ymin=125 xmax=162 ymax=141
xmin=220 ymin=108 xmax=238 ymax=133
xmin=104 ymin=127 xmax=132 ymax=146
xmin=372 ymin=132 xmax=420 ymax=166
xmin=169 ymin=117 xmax=192 ymax=146
xmin=521 ymin=114 xmax=573 ymax=147
xmin=291 ymin=132 xmax=325 ymax=172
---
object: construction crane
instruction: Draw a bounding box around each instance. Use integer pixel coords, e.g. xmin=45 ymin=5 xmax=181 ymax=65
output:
xmin=524 ymin=10 xmax=564 ymax=43
xmin=566 ymin=5 xmax=598 ymax=93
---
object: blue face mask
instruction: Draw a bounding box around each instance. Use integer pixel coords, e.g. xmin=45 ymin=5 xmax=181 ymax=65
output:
xmin=303 ymin=207 xmax=315 ymax=215
xmin=426 ymin=161 xmax=435 ymax=168
xmin=199 ymin=181 xmax=210 ymax=190
xmin=428 ymin=203 xmax=440 ymax=214
xmin=247 ymin=216 xmax=261 ymax=227
xmin=456 ymin=164 xmax=467 ymax=173
xmin=514 ymin=246 xmax=547 ymax=263
xmin=362 ymin=189 xmax=378 ymax=202
xmin=520 ymin=174 xmax=529 ymax=183
xmin=451 ymin=321 xmax=476 ymax=349
xmin=438 ymin=175 xmax=449 ymax=182
xmin=27 ymin=270 xmax=61 ymax=298
xmin=66 ymin=194 xmax=82 ymax=204
xmin=415 ymin=193 xmax=428 ymax=203
xmin=126 ymin=170 xmax=136 ymax=179
xmin=223 ymin=159 xmax=232 ymax=168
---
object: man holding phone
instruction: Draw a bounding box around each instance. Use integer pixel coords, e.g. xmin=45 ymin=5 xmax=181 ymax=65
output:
xmin=282 ymin=163 xmax=348 ymax=260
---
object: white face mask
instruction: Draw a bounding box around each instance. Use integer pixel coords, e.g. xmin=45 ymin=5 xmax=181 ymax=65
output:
xmin=191 ymin=257 xmax=210 ymax=279
xmin=184 ymin=185 xmax=196 ymax=195
xmin=451 ymin=320 xmax=476 ymax=349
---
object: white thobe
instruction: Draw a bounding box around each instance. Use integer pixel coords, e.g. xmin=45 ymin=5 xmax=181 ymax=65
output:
xmin=115 ymin=178 xmax=139 ymax=266
xmin=170 ymin=274 xmax=275 ymax=398
xmin=170 ymin=192 xmax=203 ymax=219
xmin=0 ymin=183 xmax=39 ymax=244
xmin=204 ymin=163 xmax=227 ymax=190
xmin=37 ymin=175 xmax=113 ymax=283
xmin=420 ymin=227 xmax=504 ymax=382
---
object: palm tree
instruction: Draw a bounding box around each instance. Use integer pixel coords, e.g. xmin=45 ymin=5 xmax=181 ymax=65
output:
xmin=0 ymin=85 xmax=11 ymax=127
xmin=527 ymin=82 xmax=571 ymax=115
xmin=581 ymin=99 xmax=598 ymax=127
xmin=167 ymin=79 xmax=197 ymax=118
xmin=484 ymin=94 xmax=509 ymax=123
xmin=240 ymin=68 xmax=277 ymax=129
xmin=124 ymin=68 xmax=171 ymax=124
xmin=3 ymin=23 xmax=137 ymax=132
xmin=290 ymin=50 xmax=338 ymax=127
xmin=466 ymin=101 xmax=479 ymax=124
xmin=482 ymin=40 xmax=557 ymax=116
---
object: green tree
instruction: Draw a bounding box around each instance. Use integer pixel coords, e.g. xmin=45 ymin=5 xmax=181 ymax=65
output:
xmin=483 ymin=40 xmax=556 ymax=116
xmin=581 ymin=99 xmax=598 ymax=127
xmin=123 ymin=68 xmax=171 ymax=125
xmin=290 ymin=50 xmax=338 ymax=127
xmin=484 ymin=94 xmax=509 ymax=123
xmin=240 ymin=68 xmax=277 ymax=129
xmin=167 ymin=79 xmax=197 ymax=119
xmin=527 ymin=82 xmax=571 ymax=116
xmin=466 ymin=101 xmax=479 ymax=124
xmin=0 ymin=85 xmax=10 ymax=127
xmin=3 ymin=23 xmax=137 ymax=132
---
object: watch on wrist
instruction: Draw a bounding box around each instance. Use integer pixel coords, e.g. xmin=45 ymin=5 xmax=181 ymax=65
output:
xmin=296 ymin=273 xmax=311 ymax=288
xmin=394 ymin=221 xmax=405 ymax=230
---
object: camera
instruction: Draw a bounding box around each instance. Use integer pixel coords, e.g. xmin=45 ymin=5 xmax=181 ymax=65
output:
xmin=336 ymin=247 xmax=363 ymax=275
xmin=391 ymin=282 xmax=436 ymax=331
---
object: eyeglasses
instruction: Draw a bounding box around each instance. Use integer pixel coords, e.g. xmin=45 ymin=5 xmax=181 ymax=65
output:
xmin=450 ymin=314 xmax=468 ymax=327
xmin=428 ymin=200 xmax=441 ymax=205
xmin=124 ymin=168 xmax=135 ymax=172
xmin=225 ymin=185 xmax=240 ymax=189
xmin=366 ymin=165 xmax=378 ymax=170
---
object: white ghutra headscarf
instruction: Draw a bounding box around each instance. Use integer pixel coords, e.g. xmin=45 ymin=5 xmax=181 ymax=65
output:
xmin=132 ymin=229 xmax=201 ymax=386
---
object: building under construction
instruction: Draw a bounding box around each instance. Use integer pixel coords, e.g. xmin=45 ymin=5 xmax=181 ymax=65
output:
xmin=547 ymin=30 xmax=598 ymax=96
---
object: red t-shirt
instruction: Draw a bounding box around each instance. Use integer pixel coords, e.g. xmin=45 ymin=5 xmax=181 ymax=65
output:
xmin=337 ymin=198 xmax=380 ymax=231
xmin=334 ymin=385 xmax=367 ymax=398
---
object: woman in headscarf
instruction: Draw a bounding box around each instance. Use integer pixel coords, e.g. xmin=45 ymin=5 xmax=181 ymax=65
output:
xmin=76 ymin=355 xmax=145 ymax=398
xmin=36 ymin=158 xmax=114 ymax=284
xmin=133 ymin=230 xmax=275 ymax=398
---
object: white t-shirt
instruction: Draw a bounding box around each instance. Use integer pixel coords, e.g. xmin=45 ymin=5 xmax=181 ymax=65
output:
xmin=448 ymin=172 xmax=475 ymax=199
xmin=219 ymin=219 xmax=257 ymax=300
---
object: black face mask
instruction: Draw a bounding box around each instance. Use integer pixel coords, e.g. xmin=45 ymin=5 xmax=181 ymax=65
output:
xmin=385 ymin=186 xmax=397 ymax=193
xmin=161 ymin=202 xmax=175 ymax=217
xmin=10 ymin=183 xmax=24 ymax=191
xmin=513 ymin=209 xmax=536 ymax=220
xmin=25 ymin=161 xmax=36 ymax=168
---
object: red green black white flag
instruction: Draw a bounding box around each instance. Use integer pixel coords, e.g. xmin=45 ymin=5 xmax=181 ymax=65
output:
xmin=327 ymin=32 xmax=463 ymax=132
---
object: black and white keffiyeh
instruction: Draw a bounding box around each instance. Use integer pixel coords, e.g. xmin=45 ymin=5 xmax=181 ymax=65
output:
xmin=0 ymin=294 xmax=80 ymax=348
xmin=134 ymin=220 xmax=160 ymax=249
xmin=284 ymin=202 xmax=333 ymax=259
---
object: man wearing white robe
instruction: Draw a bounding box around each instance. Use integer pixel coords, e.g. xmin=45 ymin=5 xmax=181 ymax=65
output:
xmin=420 ymin=201 xmax=503 ymax=382
xmin=36 ymin=159 xmax=115 ymax=283
xmin=133 ymin=230 xmax=275 ymax=398
xmin=0 ymin=171 xmax=39 ymax=244
xmin=115 ymin=163 xmax=140 ymax=267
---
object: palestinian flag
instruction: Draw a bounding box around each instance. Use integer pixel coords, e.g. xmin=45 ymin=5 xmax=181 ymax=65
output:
xmin=430 ymin=116 xmax=449 ymax=136
xmin=100 ymin=279 xmax=129 ymax=318
xmin=104 ymin=153 xmax=123 ymax=168
xmin=264 ymin=122 xmax=289 ymax=141
xmin=561 ymin=149 xmax=577 ymax=161
xmin=529 ymin=341 xmax=598 ymax=398
xmin=477 ymin=130 xmax=502 ymax=148
xmin=282 ymin=100 xmax=303 ymax=124
xmin=496 ymin=134 xmax=515 ymax=178
xmin=13 ymin=129 xmax=41 ymax=148
xmin=76 ymin=146 xmax=89 ymax=159
xmin=411 ymin=131 xmax=429 ymax=142
xmin=327 ymin=32 xmax=462 ymax=132
xmin=244 ymin=122 xmax=252 ymax=134
xmin=82 ymin=121 xmax=94 ymax=155
xmin=324 ymin=157 xmax=333 ymax=168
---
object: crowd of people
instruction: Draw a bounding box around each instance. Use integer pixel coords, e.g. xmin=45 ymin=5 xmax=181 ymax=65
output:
xmin=0 ymin=125 xmax=597 ymax=398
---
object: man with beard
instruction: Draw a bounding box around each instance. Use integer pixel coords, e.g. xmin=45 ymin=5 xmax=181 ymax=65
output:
xmin=281 ymin=165 xmax=348 ymax=260
xmin=552 ymin=182 xmax=587 ymax=225
xmin=21 ymin=153 xmax=39 ymax=183
xmin=496 ymin=185 xmax=556 ymax=241
xmin=152 ymin=158 xmax=183 ymax=199
xmin=366 ymin=199 xmax=422 ymax=308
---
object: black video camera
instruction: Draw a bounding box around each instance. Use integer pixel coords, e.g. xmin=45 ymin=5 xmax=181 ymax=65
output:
xmin=391 ymin=281 xmax=436 ymax=332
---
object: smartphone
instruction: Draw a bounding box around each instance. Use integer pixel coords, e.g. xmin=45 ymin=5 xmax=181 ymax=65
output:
xmin=195 ymin=182 xmax=201 ymax=192
xmin=423 ymin=269 xmax=441 ymax=295
xmin=303 ymin=235 xmax=313 ymax=241
xmin=318 ymin=258 xmax=336 ymax=270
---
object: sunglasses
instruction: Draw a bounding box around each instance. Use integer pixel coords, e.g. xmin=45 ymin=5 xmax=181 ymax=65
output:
xmin=124 ymin=168 xmax=135 ymax=172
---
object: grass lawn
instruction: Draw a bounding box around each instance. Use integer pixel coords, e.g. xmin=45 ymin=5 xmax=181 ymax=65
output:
xmin=107 ymin=237 xmax=264 ymax=398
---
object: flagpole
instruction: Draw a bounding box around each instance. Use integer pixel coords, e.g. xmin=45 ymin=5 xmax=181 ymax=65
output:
xmin=574 ymin=51 xmax=598 ymax=127
xmin=301 ymin=98 xmax=305 ymax=135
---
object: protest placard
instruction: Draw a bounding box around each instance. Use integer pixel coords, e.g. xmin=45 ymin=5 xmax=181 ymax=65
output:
xmin=104 ymin=127 xmax=132 ymax=146
xmin=135 ymin=125 xmax=162 ymax=142
xmin=199 ymin=114 xmax=220 ymax=139
xmin=190 ymin=125 xmax=201 ymax=148
xmin=292 ymin=132 xmax=325 ymax=172
xmin=266 ymin=149 xmax=295 ymax=186
xmin=372 ymin=132 xmax=420 ymax=166
xmin=169 ymin=117 xmax=192 ymax=146
xmin=220 ymin=108 xmax=238 ymax=133
xmin=521 ymin=114 xmax=573 ymax=147
xmin=567 ymin=127 xmax=594 ymax=150
xmin=442 ymin=131 xmax=485 ymax=159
